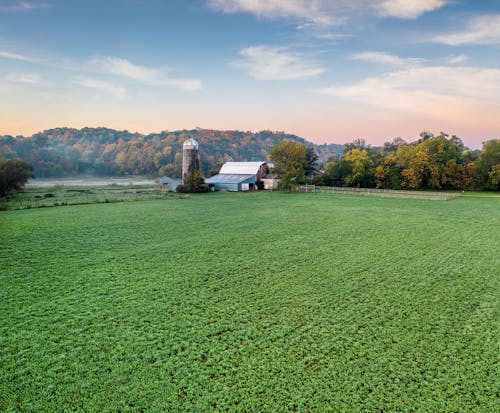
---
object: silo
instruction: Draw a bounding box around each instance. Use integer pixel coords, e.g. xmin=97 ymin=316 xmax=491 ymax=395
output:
xmin=182 ymin=138 xmax=199 ymax=183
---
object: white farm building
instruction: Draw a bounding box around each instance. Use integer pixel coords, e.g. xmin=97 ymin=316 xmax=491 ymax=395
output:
xmin=205 ymin=161 xmax=270 ymax=191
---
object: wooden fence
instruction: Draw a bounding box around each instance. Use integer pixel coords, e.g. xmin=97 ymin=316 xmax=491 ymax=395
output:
xmin=297 ymin=185 xmax=460 ymax=201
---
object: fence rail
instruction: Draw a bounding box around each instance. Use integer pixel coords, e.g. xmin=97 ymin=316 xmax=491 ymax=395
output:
xmin=297 ymin=185 xmax=460 ymax=201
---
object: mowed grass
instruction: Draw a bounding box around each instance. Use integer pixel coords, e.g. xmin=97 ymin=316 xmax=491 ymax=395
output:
xmin=1 ymin=192 xmax=498 ymax=412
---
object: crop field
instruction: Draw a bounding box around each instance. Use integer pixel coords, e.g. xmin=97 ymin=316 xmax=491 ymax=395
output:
xmin=1 ymin=192 xmax=499 ymax=412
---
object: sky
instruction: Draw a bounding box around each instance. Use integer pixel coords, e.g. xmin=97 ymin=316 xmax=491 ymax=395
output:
xmin=1 ymin=0 xmax=499 ymax=148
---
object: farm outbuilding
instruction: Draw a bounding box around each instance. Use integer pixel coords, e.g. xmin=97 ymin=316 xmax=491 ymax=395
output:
xmin=261 ymin=174 xmax=280 ymax=190
xmin=205 ymin=161 xmax=268 ymax=191
xmin=159 ymin=176 xmax=181 ymax=192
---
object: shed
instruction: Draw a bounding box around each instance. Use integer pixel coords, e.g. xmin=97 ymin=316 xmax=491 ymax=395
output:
xmin=159 ymin=176 xmax=182 ymax=192
xmin=261 ymin=174 xmax=280 ymax=190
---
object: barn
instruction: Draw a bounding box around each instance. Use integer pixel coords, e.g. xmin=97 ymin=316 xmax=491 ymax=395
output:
xmin=205 ymin=161 xmax=268 ymax=191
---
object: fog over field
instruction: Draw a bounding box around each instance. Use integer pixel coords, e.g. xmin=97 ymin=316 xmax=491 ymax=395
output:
xmin=26 ymin=177 xmax=157 ymax=188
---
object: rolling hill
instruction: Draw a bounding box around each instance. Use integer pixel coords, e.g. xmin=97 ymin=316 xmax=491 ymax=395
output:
xmin=0 ymin=127 xmax=344 ymax=178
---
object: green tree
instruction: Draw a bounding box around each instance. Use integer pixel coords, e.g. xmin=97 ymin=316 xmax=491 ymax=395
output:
xmin=488 ymin=164 xmax=500 ymax=189
xmin=474 ymin=139 xmax=500 ymax=190
xmin=176 ymin=170 xmax=209 ymax=193
xmin=0 ymin=158 xmax=35 ymax=197
xmin=305 ymin=147 xmax=319 ymax=179
xmin=270 ymin=141 xmax=307 ymax=191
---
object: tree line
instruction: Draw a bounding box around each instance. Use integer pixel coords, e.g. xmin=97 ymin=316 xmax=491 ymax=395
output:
xmin=0 ymin=127 xmax=342 ymax=178
xmin=272 ymin=134 xmax=499 ymax=191
xmin=1 ymin=128 xmax=498 ymax=194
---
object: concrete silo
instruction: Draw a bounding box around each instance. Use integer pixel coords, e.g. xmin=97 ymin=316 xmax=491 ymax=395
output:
xmin=182 ymin=138 xmax=199 ymax=183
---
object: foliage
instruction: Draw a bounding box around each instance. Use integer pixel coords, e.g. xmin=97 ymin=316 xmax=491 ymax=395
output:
xmin=312 ymin=157 xmax=350 ymax=187
xmin=305 ymin=147 xmax=319 ymax=178
xmin=176 ymin=170 xmax=209 ymax=193
xmin=270 ymin=141 xmax=308 ymax=191
xmin=2 ymin=127 xmax=497 ymax=191
xmin=1 ymin=192 xmax=498 ymax=411
xmin=313 ymin=133 xmax=499 ymax=191
xmin=474 ymin=139 xmax=500 ymax=190
xmin=0 ymin=158 xmax=34 ymax=197
xmin=0 ymin=128 xmax=343 ymax=178
xmin=342 ymin=148 xmax=374 ymax=187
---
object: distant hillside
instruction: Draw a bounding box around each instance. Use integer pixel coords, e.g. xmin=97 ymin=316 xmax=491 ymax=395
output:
xmin=0 ymin=127 xmax=344 ymax=178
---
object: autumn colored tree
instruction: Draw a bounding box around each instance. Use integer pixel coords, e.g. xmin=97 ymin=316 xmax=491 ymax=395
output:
xmin=394 ymin=135 xmax=464 ymax=189
xmin=342 ymin=148 xmax=374 ymax=187
xmin=374 ymin=153 xmax=400 ymax=189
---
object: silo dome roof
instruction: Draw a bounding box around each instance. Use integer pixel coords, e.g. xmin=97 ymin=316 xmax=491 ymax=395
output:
xmin=183 ymin=138 xmax=199 ymax=149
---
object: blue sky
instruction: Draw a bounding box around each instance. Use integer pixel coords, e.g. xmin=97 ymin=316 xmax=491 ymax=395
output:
xmin=1 ymin=0 xmax=499 ymax=147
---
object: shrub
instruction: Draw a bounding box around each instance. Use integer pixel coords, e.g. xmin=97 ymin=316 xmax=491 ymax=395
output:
xmin=176 ymin=170 xmax=209 ymax=193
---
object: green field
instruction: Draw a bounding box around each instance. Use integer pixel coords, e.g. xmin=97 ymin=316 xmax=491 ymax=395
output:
xmin=0 ymin=185 xmax=181 ymax=211
xmin=1 ymin=192 xmax=499 ymax=412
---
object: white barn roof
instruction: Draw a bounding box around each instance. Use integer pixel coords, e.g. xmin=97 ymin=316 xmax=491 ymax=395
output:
xmin=205 ymin=174 xmax=254 ymax=184
xmin=219 ymin=161 xmax=267 ymax=175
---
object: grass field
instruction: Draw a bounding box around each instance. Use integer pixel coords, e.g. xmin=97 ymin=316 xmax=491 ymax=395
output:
xmin=0 ymin=185 xmax=181 ymax=211
xmin=1 ymin=192 xmax=499 ymax=412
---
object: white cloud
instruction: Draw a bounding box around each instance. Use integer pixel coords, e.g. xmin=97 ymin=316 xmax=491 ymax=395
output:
xmin=0 ymin=49 xmax=36 ymax=62
xmin=0 ymin=1 xmax=52 ymax=12
xmin=448 ymin=54 xmax=467 ymax=65
xmin=74 ymin=77 xmax=127 ymax=99
xmin=5 ymin=72 xmax=41 ymax=83
xmin=376 ymin=0 xmax=447 ymax=19
xmin=315 ymin=66 xmax=500 ymax=116
xmin=89 ymin=57 xmax=202 ymax=91
xmin=433 ymin=15 xmax=500 ymax=46
xmin=208 ymin=0 xmax=447 ymax=25
xmin=232 ymin=45 xmax=326 ymax=80
xmin=207 ymin=0 xmax=334 ymax=25
xmin=350 ymin=51 xmax=424 ymax=67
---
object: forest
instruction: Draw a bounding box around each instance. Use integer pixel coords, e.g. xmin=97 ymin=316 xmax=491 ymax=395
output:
xmin=0 ymin=127 xmax=342 ymax=179
xmin=312 ymin=134 xmax=499 ymax=191
xmin=0 ymin=128 xmax=498 ymax=191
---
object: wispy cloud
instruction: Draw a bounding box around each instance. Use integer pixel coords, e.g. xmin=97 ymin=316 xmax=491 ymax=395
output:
xmin=5 ymin=72 xmax=41 ymax=83
xmin=89 ymin=57 xmax=202 ymax=91
xmin=207 ymin=0 xmax=335 ymax=25
xmin=0 ymin=49 xmax=36 ymax=62
xmin=448 ymin=54 xmax=467 ymax=65
xmin=0 ymin=1 xmax=52 ymax=12
xmin=208 ymin=0 xmax=447 ymax=26
xmin=74 ymin=77 xmax=127 ymax=99
xmin=376 ymin=0 xmax=448 ymax=19
xmin=350 ymin=51 xmax=424 ymax=67
xmin=232 ymin=45 xmax=325 ymax=80
xmin=433 ymin=14 xmax=500 ymax=46
xmin=315 ymin=66 xmax=500 ymax=116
